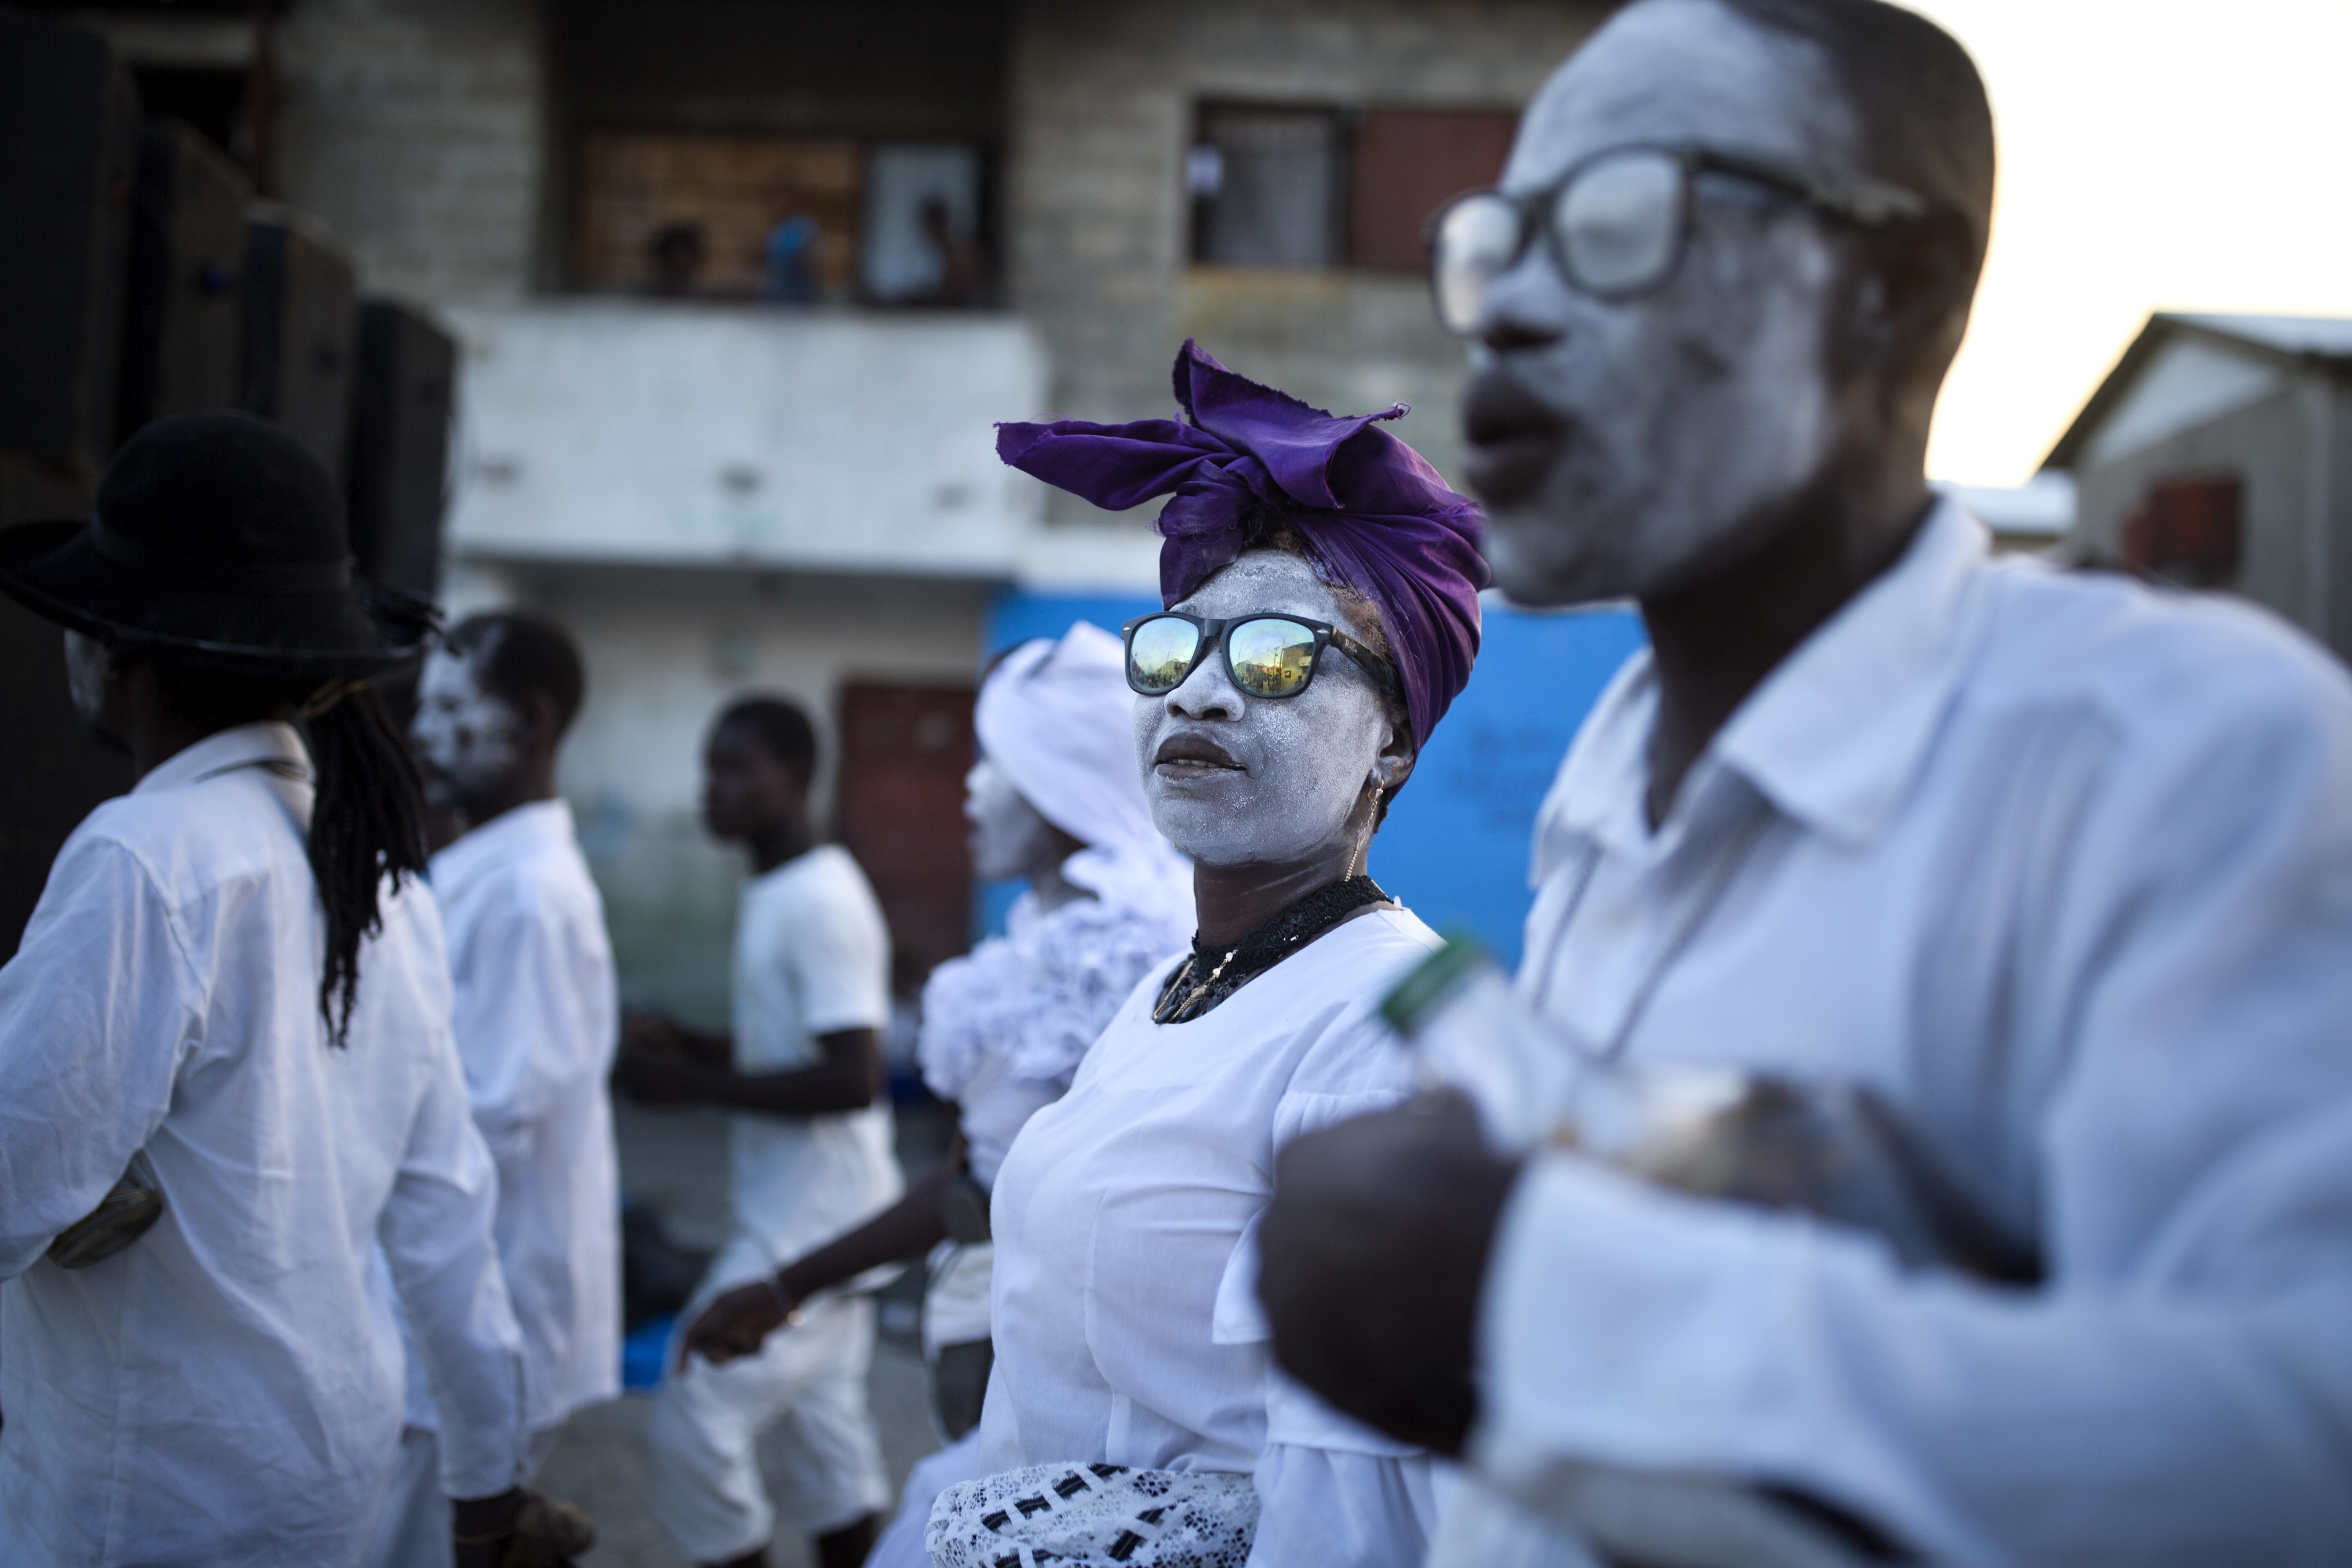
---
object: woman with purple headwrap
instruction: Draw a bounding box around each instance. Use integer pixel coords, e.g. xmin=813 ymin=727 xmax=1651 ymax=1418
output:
xmin=924 ymin=343 xmax=1487 ymax=1568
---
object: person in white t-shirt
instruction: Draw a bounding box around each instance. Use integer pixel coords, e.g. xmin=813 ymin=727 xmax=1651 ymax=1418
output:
xmin=368 ymin=610 xmax=621 ymax=1567
xmin=615 ymin=695 xmax=899 ymax=1568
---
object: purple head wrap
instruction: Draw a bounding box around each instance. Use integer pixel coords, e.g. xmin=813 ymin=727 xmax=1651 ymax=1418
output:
xmin=996 ymin=340 xmax=1487 ymax=752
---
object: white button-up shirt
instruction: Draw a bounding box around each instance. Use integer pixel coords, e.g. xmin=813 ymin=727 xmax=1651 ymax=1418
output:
xmin=412 ymin=798 xmax=620 ymax=1434
xmin=1469 ymin=505 xmax=2352 ymax=1564
xmin=0 ymin=723 xmax=528 ymax=1568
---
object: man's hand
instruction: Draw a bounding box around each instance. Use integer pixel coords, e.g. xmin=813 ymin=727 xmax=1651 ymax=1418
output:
xmin=622 ymin=1012 xmax=686 ymax=1056
xmin=610 ymin=1042 xmax=708 ymax=1106
xmin=452 ymin=1485 xmax=597 ymax=1567
xmin=451 ymin=1486 xmax=524 ymax=1568
xmin=680 ymin=1278 xmax=794 ymax=1369
xmin=1257 ymin=1091 xmax=1521 ymax=1457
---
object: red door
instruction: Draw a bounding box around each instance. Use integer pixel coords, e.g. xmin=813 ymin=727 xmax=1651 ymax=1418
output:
xmin=833 ymin=681 xmax=976 ymax=990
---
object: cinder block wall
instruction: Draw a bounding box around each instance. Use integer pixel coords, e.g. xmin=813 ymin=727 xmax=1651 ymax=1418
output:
xmin=1004 ymin=0 xmax=1612 ymax=516
xmin=276 ymin=0 xmax=548 ymax=305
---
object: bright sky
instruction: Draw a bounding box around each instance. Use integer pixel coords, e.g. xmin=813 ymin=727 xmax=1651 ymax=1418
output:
xmin=1904 ymin=0 xmax=2352 ymax=484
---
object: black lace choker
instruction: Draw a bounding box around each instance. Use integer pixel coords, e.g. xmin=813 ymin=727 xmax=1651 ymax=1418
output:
xmin=1152 ymin=875 xmax=1390 ymax=1025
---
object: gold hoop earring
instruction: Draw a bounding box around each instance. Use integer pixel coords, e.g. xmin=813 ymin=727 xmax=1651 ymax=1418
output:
xmin=1352 ymin=782 xmax=1384 ymax=878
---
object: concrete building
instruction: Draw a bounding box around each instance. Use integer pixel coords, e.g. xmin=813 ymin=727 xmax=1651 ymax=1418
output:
xmin=62 ymin=0 xmax=1621 ymax=1018
xmin=2048 ymin=312 xmax=2352 ymax=666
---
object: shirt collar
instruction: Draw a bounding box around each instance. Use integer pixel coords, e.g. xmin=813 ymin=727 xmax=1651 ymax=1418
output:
xmin=428 ymin=797 xmax=574 ymax=894
xmin=134 ymin=720 xmax=311 ymax=795
xmin=1536 ymin=499 xmax=1992 ymax=870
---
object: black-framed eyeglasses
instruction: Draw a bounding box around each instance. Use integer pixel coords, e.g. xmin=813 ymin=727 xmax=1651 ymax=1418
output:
xmin=1121 ymin=611 xmax=1401 ymax=703
xmin=1425 ymin=142 xmax=1931 ymax=335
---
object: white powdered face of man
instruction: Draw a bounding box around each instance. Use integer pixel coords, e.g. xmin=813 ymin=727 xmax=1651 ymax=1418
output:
xmin=410 ymin=637 xmax=521 ymax=813
xmin=64 ymin=630 xmax=111 ymax=731
xmin=1466 ymin=0 xmax=1866 ymax=606
xmin=1133 ymin=550 xmax=1401 ymax=869
xmin=966 ymin=756 xmax=1062 ymax=882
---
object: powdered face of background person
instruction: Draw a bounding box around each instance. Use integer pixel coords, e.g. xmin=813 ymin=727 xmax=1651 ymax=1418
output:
xmin=412 ymin=633 xmax=522 ymax=813
xmin=965 ymin=756 xmax=1067 ymax=884
xmin=1456 ymin=0 xmax=1978 ymax=606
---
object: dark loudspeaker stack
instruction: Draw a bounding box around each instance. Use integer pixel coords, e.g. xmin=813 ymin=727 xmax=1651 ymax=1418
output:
xmin=348 ymin=301 xmax=457 ymax=598
xmin=0 ymin=12 xmax=139 ymax=482
xmin=116 ymin=118 xmax=251 ymax=443
xmin=240 ymin=205 xmax=359 ymax=484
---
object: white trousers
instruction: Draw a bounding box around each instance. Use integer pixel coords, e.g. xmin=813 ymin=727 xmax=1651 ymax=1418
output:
xmin=367 ymin=1422 xmax=567 ymax=1568
xmin=645 ymin=1240 xmax=891 ymax=1561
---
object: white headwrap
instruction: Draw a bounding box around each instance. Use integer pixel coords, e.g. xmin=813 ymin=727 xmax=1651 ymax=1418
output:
xmin=974 ymin=620 xmax=1189 ymax=906
xmin=920 ymin=621 xmax=1193 ymax=1103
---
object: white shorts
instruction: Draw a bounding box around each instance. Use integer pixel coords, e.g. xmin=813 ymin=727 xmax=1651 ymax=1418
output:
xmin=644 ymin=1237 xmax=891 ymax=1560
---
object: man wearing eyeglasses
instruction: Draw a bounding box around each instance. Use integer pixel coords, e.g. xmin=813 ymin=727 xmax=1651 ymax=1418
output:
xmin=1256 ymin=1 xmax=2352 ymax=1564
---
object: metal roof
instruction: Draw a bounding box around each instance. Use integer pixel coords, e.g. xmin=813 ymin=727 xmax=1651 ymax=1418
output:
xmin=2043 ymin=312 xmax=2352 ymax=470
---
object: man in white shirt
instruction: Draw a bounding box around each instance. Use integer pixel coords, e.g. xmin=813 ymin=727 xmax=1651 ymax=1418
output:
xmin=1258 ymin=2 xmax=2352 ymax=1564
xmin=0 ymin=412 xmax=577 ymax=1566
xmin=615 ymin=695 xmax=899 ymax=1568
xmin=368 ymin=610 xmax=621 ymax=1566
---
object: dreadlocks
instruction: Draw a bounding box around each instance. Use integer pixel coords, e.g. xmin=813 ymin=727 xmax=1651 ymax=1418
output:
xmin=149 ymin=662 xmax=430 ymax=1044
xmin=302 ymin=679 xmax=430 ymax=1043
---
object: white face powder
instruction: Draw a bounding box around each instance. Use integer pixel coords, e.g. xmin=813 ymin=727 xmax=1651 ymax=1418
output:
xmin=966 ymin=755 xmax=1065 ymax=882
xmin=410 ymin=641 xmax=521 ymax=810
xmin=1474 ymin=0 xmax=1861 ymax=606
xmin=1132 ymin=550 xmax=1401 ymax=870
xmin=64 ymin=630 xmax=110 ymax=729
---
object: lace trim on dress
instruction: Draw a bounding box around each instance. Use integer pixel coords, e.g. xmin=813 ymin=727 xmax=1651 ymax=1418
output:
xmin=918 ymin=846 xmax=1194 ymax=1102
xmin=927 ymin=1462 xmax=1259 ymax=1568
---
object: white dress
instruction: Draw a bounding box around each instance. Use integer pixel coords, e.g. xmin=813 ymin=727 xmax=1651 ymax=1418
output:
xmin=978 ymin=905 xmax=1447 ymax=1568
xmin=864 ymin=847 xmax=1191 ymax=1568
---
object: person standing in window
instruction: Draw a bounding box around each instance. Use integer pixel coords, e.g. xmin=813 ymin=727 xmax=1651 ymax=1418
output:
xmin=615 ymin=696 xmax=896 ymax=1568
xmin=761 ymin=182 xmax=822 ymax=304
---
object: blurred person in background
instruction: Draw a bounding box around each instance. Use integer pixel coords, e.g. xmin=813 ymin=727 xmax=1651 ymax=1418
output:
xmin=917 ymin=341 xmax=1487 ymax=1568
xmin=677 ymin=621 xmax=1193 ymax=1568
xmin=762 ymin=182 xmax=823 ymax=304
xmin=646 ymin=221 xmax=707 ymax=299
xmin=614 ymin=696 xmax=896 ymax=1568
xmin=370 ymin=612 xmax=619 ymax=1567
xmin=1258 ymin=1 xmax=2352 ymax=1564
xmin=0 ymin=413 xmax=582 ymax=1567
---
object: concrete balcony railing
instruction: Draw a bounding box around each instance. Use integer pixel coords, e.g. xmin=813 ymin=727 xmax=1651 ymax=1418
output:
xmin=443 ymin=302 xmax=1054 ymax=578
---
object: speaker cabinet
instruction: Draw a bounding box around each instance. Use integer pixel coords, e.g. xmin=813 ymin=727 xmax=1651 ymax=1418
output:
xmin=0 ymin=458 xmax=134 ymax=963
xmin=347 ymin=300 xmax=456 ymax=598
xmin=0 ymin=14 xmax=139 ymax=479
xmin=116 ymin=119 xmax=250 ymax=442
xmin=240 ymin=205 xmax=358 ymax=483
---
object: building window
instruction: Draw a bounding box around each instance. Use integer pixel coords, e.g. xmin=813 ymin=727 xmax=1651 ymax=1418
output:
xmin=1188 ymin=101 xmax=1517 ymax=273
xmin=577 ymin=131 xmax=861 ymax=300
xmin=574 ymin=131 xmax=990 ymax=305
xmin=861 ymin=142 xmax=987 ymax=306
xmin=1189 ymin=103 xmax=1347 ymax=269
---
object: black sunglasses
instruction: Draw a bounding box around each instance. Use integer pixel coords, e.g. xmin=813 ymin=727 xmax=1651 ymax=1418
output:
xmin=1121 ymin=612 xmax=1401 ymax=703
xmin=1426 ymin=141 xmax=1931 ymax=334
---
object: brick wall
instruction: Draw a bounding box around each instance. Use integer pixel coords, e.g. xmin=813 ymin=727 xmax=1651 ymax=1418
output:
xmin=1005 ymin=0 xmax=1613 ymax=517
xmin=275 ymin=0 xmax=547 ymax=305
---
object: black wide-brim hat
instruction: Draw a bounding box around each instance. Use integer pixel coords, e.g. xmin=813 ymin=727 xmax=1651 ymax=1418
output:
xmin=0 ymin=410 xmax=432 ymax=679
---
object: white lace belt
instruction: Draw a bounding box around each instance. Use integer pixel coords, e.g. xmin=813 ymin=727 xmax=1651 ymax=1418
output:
xmin=927 ymin=1462 xmax=1259 ymax=1568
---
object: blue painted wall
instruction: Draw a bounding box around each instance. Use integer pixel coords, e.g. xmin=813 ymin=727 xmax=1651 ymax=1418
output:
xmin=978 ymin=588 xmax=1645 ymax=964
